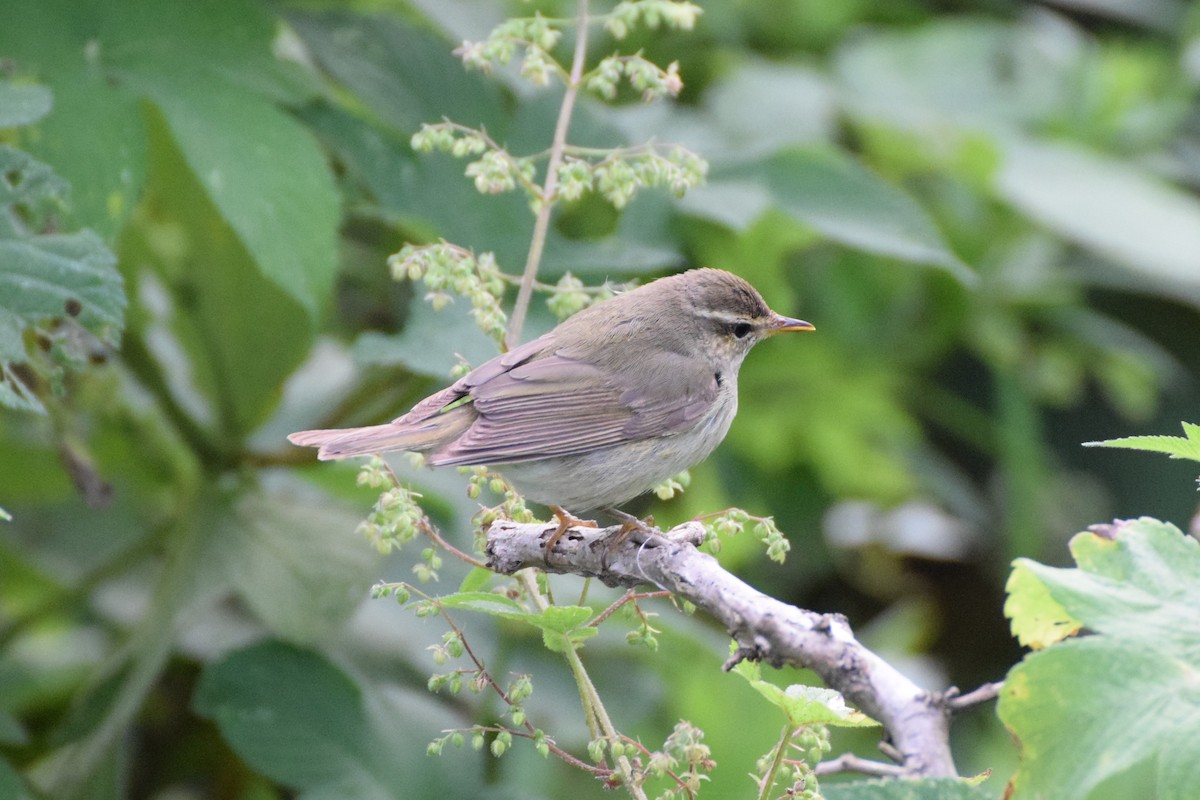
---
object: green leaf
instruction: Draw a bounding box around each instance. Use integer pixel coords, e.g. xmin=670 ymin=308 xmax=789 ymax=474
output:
xmin=730 ymin=660 xmax=877 ymax=727
xmin=195 ymin=641 xmax=478 ymax=799
xmin=0 ymin=1 xmax=148 ymax=239
xmin=1004 ymin=561 xmax=1081 ymax=649
xmin=709 ymin=147 xmax=973 ymax=282
xmin=0 ymin=82 xmax=52 ymax=128
xmin=824 ymin=778 xmax=995 ymax=800
xmin=434 ymin=593 xmax=597 ymax=652
xmin=995 ymin=138 xmax=1200 ymax=289
xmin=136 ymin=78 xmax=338 ymax=319
xmin=193 ymin=641 xmax=386 ymax=796
xmin=458 ymin=566 xmax=495 ymax=593
xmin=1084 ymin=421 xmax=1200 ymax=464
xmin=0 ymin=146 xmax=125 ymax=412
xmin=219 ymin=488 xmax=381 ymax=644
xmin=999 ymin=518 xmax=1200 ymax=800
xmin=129 ymin=107 xmax=315 ymax=437
xmin=288 ymin=10 xmax=507 ymax=134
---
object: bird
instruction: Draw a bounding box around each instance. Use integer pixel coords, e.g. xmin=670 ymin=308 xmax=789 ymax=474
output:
xmin=289 ymin=268 xmax=813 ymax=519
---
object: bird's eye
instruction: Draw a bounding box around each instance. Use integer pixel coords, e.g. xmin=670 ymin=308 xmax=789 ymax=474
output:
xmin=730 ymin=321 xmax=753 ymax=339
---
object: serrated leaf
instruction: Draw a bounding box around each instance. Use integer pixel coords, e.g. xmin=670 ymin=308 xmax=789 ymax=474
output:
xmin=0 ymin=82 xmax=52 ymax=128
xmin=1000 ymin=518 xmax=1200 ymax=800
xmin=710 ymin=147 xmax=972 ymax=282
xmin=1004 ymin=561 xmax=1081 ymax=649
xmin=731 ymin=660 xmax=877 ymax=727
xmin=0 ymin=146 xmax=125 ymax=413
xmin=1084 ymin=421 xmax=1200 ymax=463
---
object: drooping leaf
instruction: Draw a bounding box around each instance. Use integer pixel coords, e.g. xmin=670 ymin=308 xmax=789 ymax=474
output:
xmin=127 ymin=108 xmax=316 ymax=437
xmin=134 ymin=77 xmax=338 ymax=319
xmin=1000 ymin=518 xmax=1200 ymax=800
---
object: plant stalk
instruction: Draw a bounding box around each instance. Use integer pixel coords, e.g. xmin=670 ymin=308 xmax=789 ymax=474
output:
xmin=506 ymin=0 xmax=590 ymax=349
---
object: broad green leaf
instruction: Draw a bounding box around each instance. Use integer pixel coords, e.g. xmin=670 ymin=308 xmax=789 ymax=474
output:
xmin=731 ymin=660 xmax=876 ymax=727
xmin=129 ymin=108 xmax=315 ymax=437
xmin=709 ymin=148 xmax=972 ymax=282
xmin=999 ymin=518 xmax=1200 ymax=800
xmin=0 ymin=82 xmax=52 ymax=128
xmin=134 ymin=77 xmax=338 ymax=319
xmin=1084 ymin=421 xmax=1200 ymax=463
xmin=219 ymin=488 xmax=380 ymax=644
xmin=193 ymin=642 xmax=386 ymax=796
xmin=824 ymin=778 xmax=995 ymax=800
xmin=195 ymin=641 xmax=479 ymax=799
xmin=995 ymin=138 xmax=1200 ymax=289
xmin=288 ymin=10 xmax=507 ymax=134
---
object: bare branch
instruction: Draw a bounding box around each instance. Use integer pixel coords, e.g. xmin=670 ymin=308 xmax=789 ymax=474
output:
xmin=945 ymin=680 xmax=1004 ymax=713
xmin=814 ymin=753 xmax=910 ymax=779
xmin=486 ymin=520 xmax=960 ymax=778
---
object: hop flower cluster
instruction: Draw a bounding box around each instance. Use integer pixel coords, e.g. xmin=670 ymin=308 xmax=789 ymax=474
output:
xmin=586 ymin=55 xmax=683 ymax=101
xmin=605 ymin=0 xmax=703 ymax=39
xmin=388 ymin=242 xmax=509 ymax=343
xmin=356 ymin=459 xmax=426 ymax=554
xmin=703 ymin=509 xmax=790 ymax=563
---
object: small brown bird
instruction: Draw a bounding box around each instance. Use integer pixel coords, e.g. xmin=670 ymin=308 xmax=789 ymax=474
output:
xmin=289 ymin=268 xmax=813 ymax=512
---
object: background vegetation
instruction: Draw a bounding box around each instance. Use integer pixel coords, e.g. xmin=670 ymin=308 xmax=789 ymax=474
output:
xmin=2 ymin=0 xmax=1199 ymax=798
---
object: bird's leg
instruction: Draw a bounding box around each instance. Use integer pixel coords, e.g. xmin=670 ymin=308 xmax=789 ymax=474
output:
xmin=544 ymin=505 xmax=598 ymax=560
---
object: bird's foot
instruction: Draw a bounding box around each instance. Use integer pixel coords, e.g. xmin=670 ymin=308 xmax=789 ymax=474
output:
xmin=544 ymin=505 xmax=598 ymax=561
xmin=601 ymin=507 xmax=656 ymax=551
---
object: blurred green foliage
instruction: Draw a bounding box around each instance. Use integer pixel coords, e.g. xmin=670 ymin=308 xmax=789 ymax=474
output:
xmin=1 ymin=0 xmax=1199 ymax=798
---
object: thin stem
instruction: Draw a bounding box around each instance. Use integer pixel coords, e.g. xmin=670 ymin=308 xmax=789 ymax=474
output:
xmin=518 ymin=570 xmax=648 ymax=799
xmin=757 ymin=725 xmax=798 ymax=800
xmin=506 ymin=0 xmax=591 ymax=349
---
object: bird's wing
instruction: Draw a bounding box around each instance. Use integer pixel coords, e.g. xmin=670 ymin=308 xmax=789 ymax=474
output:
xmin=424 ymin=347 xmax=720 ymax=466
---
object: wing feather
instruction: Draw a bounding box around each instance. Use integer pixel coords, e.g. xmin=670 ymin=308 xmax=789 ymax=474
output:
xmin=427 ymin=347 xmax=719 ymax=466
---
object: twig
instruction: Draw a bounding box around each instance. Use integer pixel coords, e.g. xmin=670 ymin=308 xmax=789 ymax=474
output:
xmin=507 ymin=0 xmax=591 ymax=348
xmin=485 ymin=520 xmax=960 ymax=778
xmin=945 ymin=680 xmax=1004 ymax=712
xmin=814 ymin=753 xmax=910 ymax=779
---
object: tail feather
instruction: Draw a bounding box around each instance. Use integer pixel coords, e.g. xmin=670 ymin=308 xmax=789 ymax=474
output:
xmin=288 ymin=423 xmax=443 ymax=461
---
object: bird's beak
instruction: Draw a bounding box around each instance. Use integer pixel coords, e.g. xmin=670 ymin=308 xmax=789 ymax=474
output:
xmin=767 ymin=313 xmax=815 ymax=335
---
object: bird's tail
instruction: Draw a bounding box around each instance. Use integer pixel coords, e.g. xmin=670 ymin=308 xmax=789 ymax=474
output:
xmin=288 ymin=423 xmax=441 ymax=461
